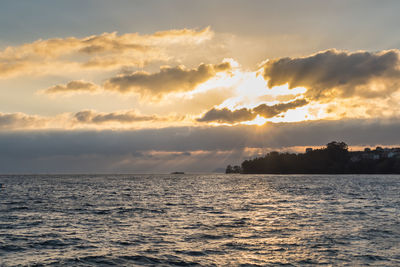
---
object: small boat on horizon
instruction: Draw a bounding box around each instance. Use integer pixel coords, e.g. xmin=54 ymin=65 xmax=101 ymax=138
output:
xmin=170 ymin=172 xmax=185 ymax=174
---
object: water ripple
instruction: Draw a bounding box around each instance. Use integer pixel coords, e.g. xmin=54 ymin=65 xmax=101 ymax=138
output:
xmin=0 ymin=174 xmax=399 ymax=266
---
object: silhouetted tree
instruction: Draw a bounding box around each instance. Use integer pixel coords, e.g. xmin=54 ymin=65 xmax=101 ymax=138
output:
xmin=225 ymin=165 xmax=233 ymax=173
xmin=327 ymin=141 xmax=348 ymax=151
xmin=226 ymin=164 xmax=242 ymax=173
xmin=235 ymin=141 xmax=400 ymax=174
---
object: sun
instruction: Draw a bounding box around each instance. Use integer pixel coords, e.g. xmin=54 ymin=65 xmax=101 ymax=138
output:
xmin=183 ymin=61 xmax=321 ymax=124
xmin=242 ymin=115 xmax=267 ymax=126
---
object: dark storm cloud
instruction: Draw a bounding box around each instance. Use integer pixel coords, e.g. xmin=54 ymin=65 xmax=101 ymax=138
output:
xmin=263 ymin=49 xmax=400 ymax=100
xmin=1 ymin=118 xmax=400 ymax=173
xmin=197 ymin=99 xmax=308 ymax=123
xmin=103 ymin=62 xmax=231 ymax=97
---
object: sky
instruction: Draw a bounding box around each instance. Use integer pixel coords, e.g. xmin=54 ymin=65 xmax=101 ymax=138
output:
xmin=1 ymin=0 xmax=400 ymax=173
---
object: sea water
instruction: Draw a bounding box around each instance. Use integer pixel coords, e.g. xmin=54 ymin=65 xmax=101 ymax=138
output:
xmin=0 ymin=174 xmax=399 ymax=266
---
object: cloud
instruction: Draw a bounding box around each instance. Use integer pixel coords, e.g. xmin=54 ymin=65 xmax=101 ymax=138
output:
xmin=74 ymin=110 xmax=165 ymax=124
xmin=263 ymin=49 xmax=400 ymax=100
xmin=197 ymin=99 xmax=308 ymax=123
xmin=2 ymin=119 xmax=400 ymax=153
xmin=1 ymin=118 xmax=400 ymax=173
xmin=197 ymin=107 xmax=255 ymax=123
xmin=0 ymin=112 xmax=48 ymax=129
xmin=0 ymin=110 xmax=185 ymax=130
xmin=0 ymin=27 xmax=213 ymax=78
xmin=253 ymin=99 xmax=308 ymax=118
xmin=42 ymin=80 xmax=99 ymax=95
xmin=103 ymin=62 xmax=231 ymax=97
xmin=151 ymin=27 xmax=213 ymax=42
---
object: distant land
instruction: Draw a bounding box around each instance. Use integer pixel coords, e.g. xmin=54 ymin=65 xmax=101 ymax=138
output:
xmin=226 ymin=141 xmax=400 ymax=174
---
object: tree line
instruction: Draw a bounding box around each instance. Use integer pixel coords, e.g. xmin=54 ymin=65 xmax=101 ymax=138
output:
xmin=226 ymin=141 xmax=400 ymax=174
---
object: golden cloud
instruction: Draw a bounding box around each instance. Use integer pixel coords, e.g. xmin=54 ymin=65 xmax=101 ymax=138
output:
xmin=103 ymin=62 xmax=231 ymax=97
xmin=74 ymin=110 xmax=166 ymax=124
xmin=42 ymin=80 xmax=99 ymax=95
xmin=263 ymin=49 xmax=400 ymax=100
xmin=197 ymin=99 xmax=308 ymax=124
xmin=197 ymin=107 xmax=256 ymax=123
xmin=40 ymin=60 xmax=231 ymax=99
xmin=0 ymin=109 xmax=188 ymax=130
xmin=0 ymin=27 xmax=213 ymax=78
xmin=0 ymin=112 xmax=49 ymax=130
xmin=72 ymin=109 xmax=190 ymax=129
xmin=253 ymin=99 xmax=308 ymax=118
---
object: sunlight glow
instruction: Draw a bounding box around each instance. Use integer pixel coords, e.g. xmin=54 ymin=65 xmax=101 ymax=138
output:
xmin=176 ymin=63 xmax=335 ymax=125
xmin=216 ymin=73 xmax=308 ymax=112
xmin=241 ymin=115 xmax=268 ymax=126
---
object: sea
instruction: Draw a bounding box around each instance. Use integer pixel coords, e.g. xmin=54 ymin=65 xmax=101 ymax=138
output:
xmin=0 ymin=174 xmax=399 ymax=266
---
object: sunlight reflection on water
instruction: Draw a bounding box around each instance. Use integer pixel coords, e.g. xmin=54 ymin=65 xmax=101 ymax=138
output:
xmin=0 ymin=174 xmax=399 ymax=266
